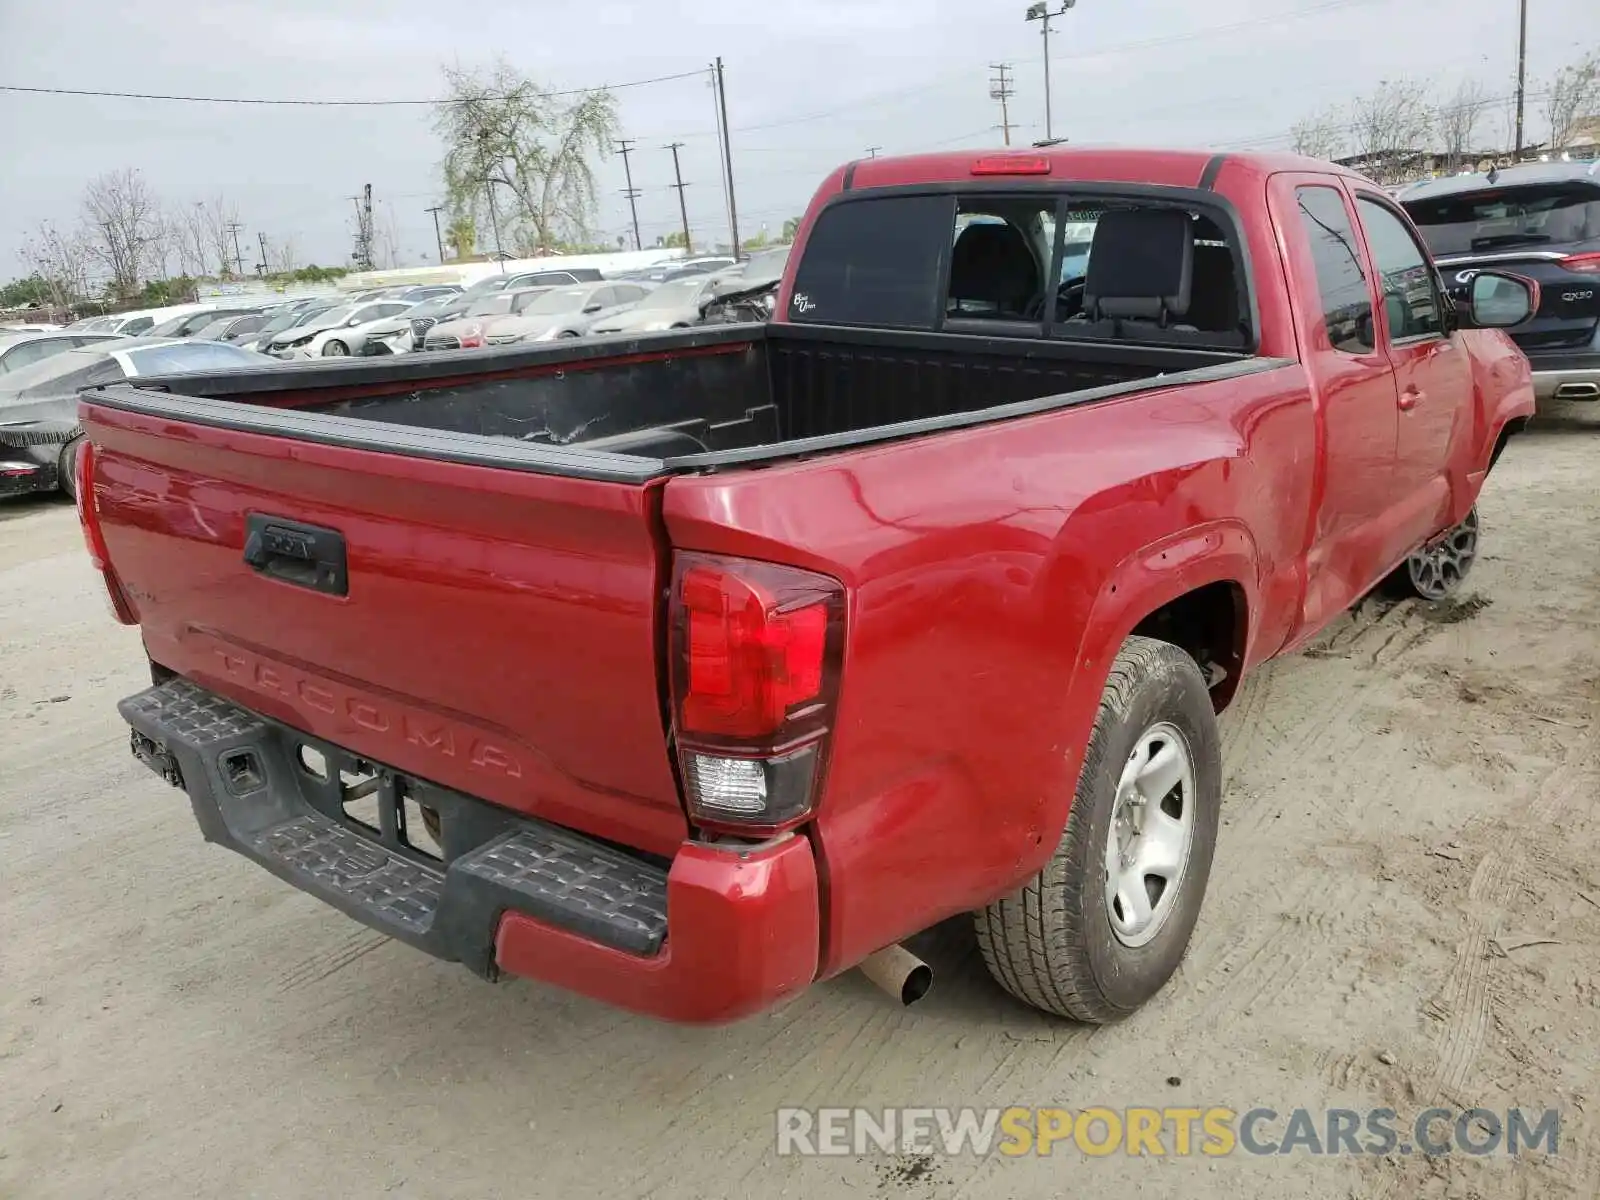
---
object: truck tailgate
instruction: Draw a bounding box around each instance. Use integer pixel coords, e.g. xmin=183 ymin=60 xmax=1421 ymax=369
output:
xmin=82 ymin=391 xmax=687 ymax=856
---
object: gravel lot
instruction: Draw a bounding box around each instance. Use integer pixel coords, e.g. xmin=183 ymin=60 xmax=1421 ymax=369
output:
xmin=2 ymin=427 xmax=1597 ymax=1200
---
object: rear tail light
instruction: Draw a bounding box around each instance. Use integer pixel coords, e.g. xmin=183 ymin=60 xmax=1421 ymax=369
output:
xmin=669 ymin=553 xmax=845 ymax=834
xmin=970 ymin=155 xmax=1052 ymax=176
xmin=75 ymin=441 xmax=136 ymax=625
xmin=1562 ymin=252 xmax=1600 ymax=274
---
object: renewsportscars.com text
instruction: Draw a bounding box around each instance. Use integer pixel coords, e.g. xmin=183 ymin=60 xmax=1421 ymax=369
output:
xmin=775 ymin=1106 xmax=1560 ymax=1159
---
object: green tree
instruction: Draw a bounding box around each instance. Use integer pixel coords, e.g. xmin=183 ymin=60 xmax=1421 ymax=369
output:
xmin=0 ymin=274 xmax=53 ymax=308
xmin=781 ymin=217 xmax=802 ymax=242
xmin=445 ymin=214 xmax=477 ymax=261
xmin=661 ymin=230 xmax=689 ymax=249
xmin=435 ymin=59 xmax=618 ymax=253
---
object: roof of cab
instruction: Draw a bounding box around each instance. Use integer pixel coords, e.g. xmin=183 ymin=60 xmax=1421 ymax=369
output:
xmin=825 ymin=146 xmax=1364 ymax=194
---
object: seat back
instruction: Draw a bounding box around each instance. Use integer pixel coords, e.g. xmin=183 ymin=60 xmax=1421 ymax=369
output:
xmin=948 ymin=222 xmax=1041 ymax=317
xmin=1082 ymin=209 xmax=1194 ymax=324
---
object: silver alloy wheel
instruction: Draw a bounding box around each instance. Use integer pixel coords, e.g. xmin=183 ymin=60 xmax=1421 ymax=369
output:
xmin=323 ymin=340 xmax=348 ymax=356
xmin=1407 ymin=509 xmax=1479 ymax=601
xmin=1104 ymin=721 xmax=1197 ymax=948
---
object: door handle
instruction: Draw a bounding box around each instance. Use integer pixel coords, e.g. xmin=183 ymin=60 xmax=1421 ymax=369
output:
xmin=1398 ymin=388 xmax=1423 ymax=412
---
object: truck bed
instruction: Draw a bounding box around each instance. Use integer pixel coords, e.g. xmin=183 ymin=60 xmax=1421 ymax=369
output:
xmin=104 ymin=324 xmax=1279 ymax=476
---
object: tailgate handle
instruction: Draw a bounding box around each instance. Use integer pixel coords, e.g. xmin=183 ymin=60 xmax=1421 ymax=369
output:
xmin=242 ymin=515 xmax=348 ymax=596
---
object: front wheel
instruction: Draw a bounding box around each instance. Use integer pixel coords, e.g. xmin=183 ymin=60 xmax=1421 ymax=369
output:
xmin=322 ymin=340 xmax=348 ymax=357
xmin=975 ymin=636 xmax=1221 ymax=1022
xmin=1386 ymin=508 xmax=1479 ymax=601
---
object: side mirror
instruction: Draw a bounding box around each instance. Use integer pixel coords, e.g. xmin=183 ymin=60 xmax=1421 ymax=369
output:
xmin=1460 ymin=271 xmax=1538 ymax=329
xmin=583 ymin=304 xmax=602 ymax=314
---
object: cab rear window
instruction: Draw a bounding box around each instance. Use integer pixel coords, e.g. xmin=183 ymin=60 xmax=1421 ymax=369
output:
xmin=787 ymin=195 xmax=952 ymax=329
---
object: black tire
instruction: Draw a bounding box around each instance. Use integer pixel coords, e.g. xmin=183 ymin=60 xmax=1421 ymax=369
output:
xmin=322 ymin=339 xmax=349 ymax=357
xmin=975 ymin=636 xmax=1221 ymax=1022
xmin=58 ymin=436 xmax=84 ymax=500
xmin=1383 ymin=507 xmax=1479 ymax=601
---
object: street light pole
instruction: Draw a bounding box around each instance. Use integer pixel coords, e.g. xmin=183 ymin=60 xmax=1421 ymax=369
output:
xmin=1026 ymin=0 xmax=1078 ymax=144
xmin=1513 ymin=0 xmax=1528 ymax=156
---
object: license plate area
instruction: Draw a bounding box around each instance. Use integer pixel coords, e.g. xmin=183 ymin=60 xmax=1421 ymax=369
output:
xmin=293 ymin=741 xmax=445 ymax=864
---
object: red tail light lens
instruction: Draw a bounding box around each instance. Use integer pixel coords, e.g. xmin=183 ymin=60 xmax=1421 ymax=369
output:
xmin=74 ymin=441 xmax=136 ymax=625
xmin=670 ymin=553 xmax=845 ymax=831
xmin=1563 ymin=252 xmax=1600 ymax=274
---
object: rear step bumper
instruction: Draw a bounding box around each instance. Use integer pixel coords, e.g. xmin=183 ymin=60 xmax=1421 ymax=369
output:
xmin=120 ymin=678 xmax=820 ymax=1023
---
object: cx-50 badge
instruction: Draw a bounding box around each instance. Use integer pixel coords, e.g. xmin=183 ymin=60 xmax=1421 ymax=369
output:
xmin=1562 ymin=289 xmax=1594 ymax=302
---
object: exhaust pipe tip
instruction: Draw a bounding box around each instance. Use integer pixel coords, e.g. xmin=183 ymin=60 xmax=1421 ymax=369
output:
xmin=1553 ymin=381 xmax=1600 ymax=401
xmin=858 ymin=943 xmax=933 ymax=1006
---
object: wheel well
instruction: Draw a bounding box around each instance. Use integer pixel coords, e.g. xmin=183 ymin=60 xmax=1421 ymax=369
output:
xmin=1129 ymin=581 xmax=1247 ymax=711
xmin=1489 ymin=416 xmax=1529 ymax=471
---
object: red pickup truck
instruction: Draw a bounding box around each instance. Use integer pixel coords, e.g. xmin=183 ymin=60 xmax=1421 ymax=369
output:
xmin=77 ymin=148 xmax=1536 ymax=1024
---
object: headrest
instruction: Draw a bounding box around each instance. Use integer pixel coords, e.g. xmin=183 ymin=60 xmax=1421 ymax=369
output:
xmin=1083 ymin=209 xmax=1194 ymax=321
xmin=949 ymin=221 xmax=1040 ymax=309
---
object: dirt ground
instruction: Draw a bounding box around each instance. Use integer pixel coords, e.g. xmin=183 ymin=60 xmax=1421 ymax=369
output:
xmin=2 ymin=426 xmax=1597 ymax=1200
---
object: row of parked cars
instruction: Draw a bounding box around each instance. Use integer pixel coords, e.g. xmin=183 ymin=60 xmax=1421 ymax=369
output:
xmin=0 ymin=249 xmax=793 ymax=501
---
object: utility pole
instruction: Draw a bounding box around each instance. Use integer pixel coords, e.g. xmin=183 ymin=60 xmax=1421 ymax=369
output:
xmin=615 ymin=139 xmax=643 ymax=251
xmin=1513 ymin=0 xmax=1528 ymax=156
xmin=226 ymin=222 xmax=246 ymax=278
xmin=1025 ymin=0 xmax=1078 ymax=144
xmin=349 ymin=186 xmax=375 ymax=271
xmin=714 ymin=57 xmax=742 ymax=259
xmin=424 ymin=205 xmax=447 ymax=263
xmin=665 ymin=143 xmax=693 ymax=254
xmin=989 ymin=63 xmax=1016 ymax=146
xmin=256 ymin=230 xmax=269 ymax=276
xmin=866 ymin=146 xmax=883 ymax=158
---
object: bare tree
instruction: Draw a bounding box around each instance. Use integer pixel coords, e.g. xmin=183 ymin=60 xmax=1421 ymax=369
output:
xmin=193 ymin=195 xmax=242 ymax=277
xmin=1436 ymin=78 xmax=1489 ymax=170
xmin=268 ymin=235 xmax=301 ymax=275
xmin=1347 ymin=80 xmax=1435 ymax=183
xmin=81 ymin=169 xmax=163 ymax=300
xmin=1545 ymin=49 xmax=1600 ymax=150
xmin=1291 ymin=107 xmax=1347 ymax=160
xmin=373 ymin=207 xmax=403 ymax=269
xmin=19 ymin=221 xmax=91 ymax=309
xmin=434 ymin=58 xmax=618 ymax=251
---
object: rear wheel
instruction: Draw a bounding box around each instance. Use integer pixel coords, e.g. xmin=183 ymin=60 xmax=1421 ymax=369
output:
xmin=975 ymin=636 xmax=1221 ymax=1022
xmin=58 ymin=436 xmax=83 ymax=500
xmin=322 ymin=340 xmax=348 ymax=357
xmin=1386 ymin=508 xmax=1479 ymax=601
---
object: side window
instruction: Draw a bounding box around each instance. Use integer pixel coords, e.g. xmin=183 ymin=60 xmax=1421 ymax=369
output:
xmin=788 ymin=195 xmax=952 ymax=328
xmin=590 ymin=287 xmax=616 ymax=308
xmin=3 ymin=340 xmax=54 ymax=370
xmin=1295 ymin=186 xmax=1374 ymax=354
xmin=121 ymin=317 xmax=153 ymax=335
xmin=1356 ymin=197 xmax=1443 ymax=341
xmin=947 ymin=199 xmax=1055 ymax=322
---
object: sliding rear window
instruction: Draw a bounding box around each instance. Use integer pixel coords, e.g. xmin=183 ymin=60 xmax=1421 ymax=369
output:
xmin=788 ymin=188 xmax=1253 ymax=349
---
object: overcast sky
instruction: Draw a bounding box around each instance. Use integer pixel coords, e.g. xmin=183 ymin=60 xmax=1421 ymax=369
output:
xmin=0 ymin=0 xmax=1590 ymax=278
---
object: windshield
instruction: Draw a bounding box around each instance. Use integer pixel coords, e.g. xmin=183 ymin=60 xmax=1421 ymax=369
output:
xmin=635 ymin=279 xmax=709 ymax=310
xmin=1405 ymin=184 xmax=1600 ymax=256
xmin=257 ymin=310 xmax=309 ymax=336
xmin=466 ymin=294 xmax=516 ymax=317
xmin=408 ymin=296 xmax=461 ymax=319
xmin=304 ymin=305 xmax=355 ymax=326
xmin=524 ymin=287 xmax=593 ymax=316
xmin=0 ymin=346 xmax=115 ymax=393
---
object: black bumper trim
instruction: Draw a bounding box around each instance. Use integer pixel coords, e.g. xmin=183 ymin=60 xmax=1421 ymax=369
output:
xmin=120 ymin=679 xmax=670 ymax=973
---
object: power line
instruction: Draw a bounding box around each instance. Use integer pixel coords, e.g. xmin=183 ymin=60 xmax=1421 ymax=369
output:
xmin=0 ymin=68 xmax=708 ymax=107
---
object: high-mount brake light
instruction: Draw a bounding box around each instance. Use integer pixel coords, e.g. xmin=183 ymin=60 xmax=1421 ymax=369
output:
xmin=970 ymin=155 xmax=1052 ymax=176
xmin=669 ymin=553 xmax=845 ymax=833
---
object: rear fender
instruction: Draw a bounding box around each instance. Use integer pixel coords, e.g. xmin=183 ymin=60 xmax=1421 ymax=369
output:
xmin=1021 ymin=520 xmax=1259 ymax=886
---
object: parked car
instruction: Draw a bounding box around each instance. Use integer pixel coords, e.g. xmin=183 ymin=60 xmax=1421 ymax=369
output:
xmin=484 ymin=282 xmax=654 ymax=344
xmin=1 ymin=337 xmax=271 ymax=499
xmin=265 ymin=301 xmax=416 ymax=359
xmin=0 ymin=321 xmax=62 ymax=333
xmin=148 ymin=306 xmax=266 ymax=339
xmin=66 ymin=303 xmax=216 ymax=337
xmin=695 ymin=247 xmax=794 ymax=325
xmin=421 ymin=288 xmax=551 ymax=350
xmin=237 ymin=303 xmax=342 ymax=352
xmin=1397 ymin=161 xmax=1600 ymax=405
xmin=358 ymin=294 xmax=465 ymax=356
xmin=77 ymin=148 xmax=1535 ymax=1025
xmin=190 ymin=312 xmax=273 ymax=344
xmin=0 ymin=330 xmax=125 ymax=374
xmin=452 ymin=269 xmax=604 ymax=310
xmin=589 ymin=276 xmax=721 ymax=335
xmin=395 ymin=285 xmax=463 ymax=302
